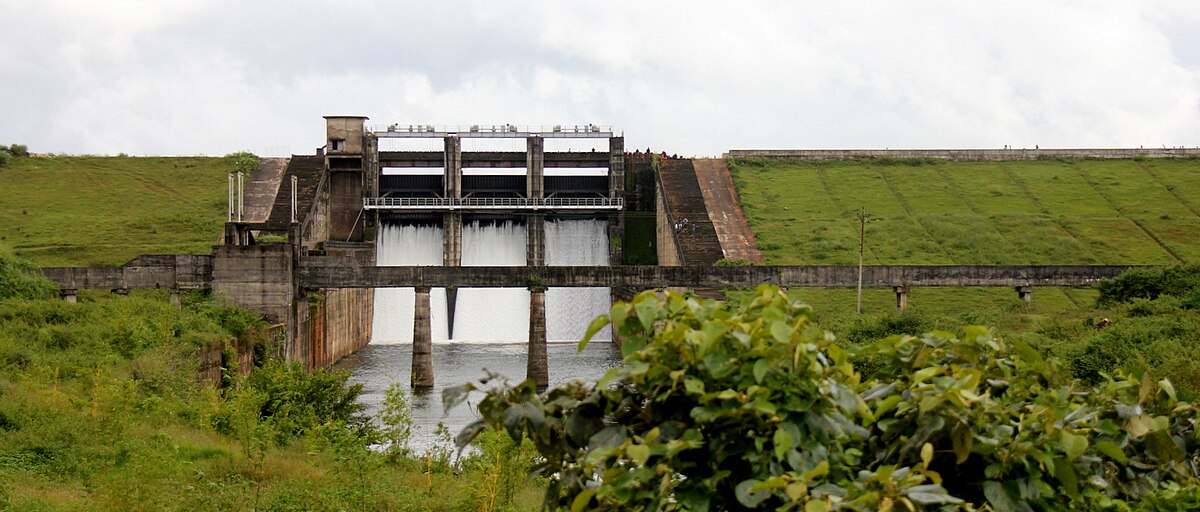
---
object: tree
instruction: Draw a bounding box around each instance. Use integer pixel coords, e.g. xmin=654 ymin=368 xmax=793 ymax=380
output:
xmin=225 ymin=151 xmax=260 ymax=175
xmin=447 ymin=285 xmax=1199 ymax=511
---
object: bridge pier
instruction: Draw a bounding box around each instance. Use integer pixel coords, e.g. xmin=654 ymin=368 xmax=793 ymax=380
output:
xmin=1016 ymin=285 xmax=1033 ymax=303
xmin=527 ymin=214 xmax=545 ymax=266
xmin=526 ymin=136 xmax=544 ymax=199
xmin=412 ymin=286 xmax=434 ymax=388
xmin=527 ymin=288 xmax=548 ymax=387
xmin=443 ymin=212 xmax=462 ymax=338
xmin=894 ymin=286 xmax=908 ymax=311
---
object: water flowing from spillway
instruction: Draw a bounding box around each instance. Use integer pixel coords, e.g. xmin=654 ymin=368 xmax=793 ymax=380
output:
xmin=371 ymin=224 xmax=449 ymax=344
xmin=546 ymin=219 xmax=612 ymax=342
xmin=451 ymin=221 xmax=529 ymax=342
xmin=371 ymin=219 xmax=612 ymax=343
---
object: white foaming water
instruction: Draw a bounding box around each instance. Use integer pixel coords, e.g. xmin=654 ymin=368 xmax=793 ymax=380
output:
xmin=371 ymin=224 xmax=450 ymax=344
xmin=452 ymin=221 xmax=529 ymax=342
xmin=372 ymin=219 xmax=611 ymax=343
xmin=546 ymin=219 xmax=612 ymax=342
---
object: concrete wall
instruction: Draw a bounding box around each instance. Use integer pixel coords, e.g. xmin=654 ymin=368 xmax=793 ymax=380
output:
xmin=328 ymin=171 xmax=363 ymax=242
xmin=325 ymin=116 xmax=367 ymax=154
xmin=655 ymin=179 xmax=682 ymax=266
xmin=726 ymin=148 xmax=1200 ymax=161
xmin=42 ymin=254 xmax=212 ymax=291
xmin=211 ymin=245 xmax=295 ymax=324
xmin=303 ymin=288 xmax=374 ymax=370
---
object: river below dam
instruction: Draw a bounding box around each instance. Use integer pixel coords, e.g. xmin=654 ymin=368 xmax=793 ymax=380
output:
xmin=335 ymin=218 xmax=621 ymax=451
xmin=332 ymin=341 xmax=621 ymax=451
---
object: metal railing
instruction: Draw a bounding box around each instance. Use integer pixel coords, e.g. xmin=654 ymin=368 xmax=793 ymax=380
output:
xmin=371 ymin=124 xmax=615 ymax=138
xmin=363 ymin=197 xmax=624 ymax=211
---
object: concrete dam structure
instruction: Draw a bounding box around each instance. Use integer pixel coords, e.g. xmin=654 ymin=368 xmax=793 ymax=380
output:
xmin=37 ymin=116 xmax=1157 ymax=389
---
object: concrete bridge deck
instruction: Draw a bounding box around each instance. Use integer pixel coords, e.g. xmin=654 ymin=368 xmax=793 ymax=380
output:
xmin=297 ymin=262 xmax=1139 ymax=289
xmin=42 ymin=253 xmax=1141 ymax=292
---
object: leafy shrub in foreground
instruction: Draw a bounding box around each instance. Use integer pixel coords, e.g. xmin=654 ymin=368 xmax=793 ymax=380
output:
xmin=449 ymin=285 xmax=1200 ymax=511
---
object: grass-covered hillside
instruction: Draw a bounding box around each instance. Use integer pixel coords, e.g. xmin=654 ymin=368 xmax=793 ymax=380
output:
xmin=729 ymin=157 xmax=1200 ymax=266
xmin=0 ymin=156 xmax=236 ymax=267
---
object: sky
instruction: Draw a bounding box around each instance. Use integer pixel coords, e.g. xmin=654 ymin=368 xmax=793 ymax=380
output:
xmin=2 ymin=1 xmax=1199 ymax=157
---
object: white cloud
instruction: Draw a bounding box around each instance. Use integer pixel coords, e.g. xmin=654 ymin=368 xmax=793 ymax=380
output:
xmin=0 ymin=0 xmax=1196 ymax=156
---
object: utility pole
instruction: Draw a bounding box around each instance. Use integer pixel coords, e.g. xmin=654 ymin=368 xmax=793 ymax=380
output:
xmin=857 ymin=207 xmax=867 ymax=314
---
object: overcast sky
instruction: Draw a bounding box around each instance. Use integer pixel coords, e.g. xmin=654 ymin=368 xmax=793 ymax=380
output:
xmin=2 ymin=1 xmax=1198 ymax=157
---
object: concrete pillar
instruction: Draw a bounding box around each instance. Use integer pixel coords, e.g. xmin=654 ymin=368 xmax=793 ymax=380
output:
xmin=412 ymin=286 xmax=434 ymax=388
xmin=443 ymin=212 xmax=462 ymax=338
xmin=443 ymin=213 xmax=462 ymax=266
xmin=527 ymin=289 xmax=548 ymax=388
xmin=444 ymin=136 xmax=462 ymax=199
xmin=608 ymin=213 xmax=623 ymax=265
xmin=61 ymin=289 xmax=77 ymax=304
xmin=894 ymin=286 xmax=908 ymax=311
xmin=527 ymin=214 xmax=545 ymax=266
xmin=609 ymin=136 xmax=625 ymax=198
xmin=526 ymin=136 xmax=544 ymax=199
xmin=1016 ymin=285 xmax=1033 ymax=303
xmin=169 ymin=289 xmax=181 ymax=309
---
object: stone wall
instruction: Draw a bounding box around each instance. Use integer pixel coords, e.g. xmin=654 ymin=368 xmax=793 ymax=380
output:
xmin=725 ymin=148 xmax=1200 ymax=161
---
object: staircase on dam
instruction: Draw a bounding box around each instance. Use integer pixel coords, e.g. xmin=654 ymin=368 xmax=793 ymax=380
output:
xmin=659 ymin=158 xmax=725 ymax=266
xmin=262 ymin=155 xmax=325 ymax=232
xmin=241 ymin=157 xmax=288 ymax=223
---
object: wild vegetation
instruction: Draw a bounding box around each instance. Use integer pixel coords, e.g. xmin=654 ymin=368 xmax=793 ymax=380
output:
xmin=728 ymin=157 xmax=1200 ymax=266
xmin=454 ymin=285 xmax=1200 ymax=510
xmin=0 ymin=246 xmax=543 ymax=511
xmin=0 ymin=155 xmax=249 ymax=266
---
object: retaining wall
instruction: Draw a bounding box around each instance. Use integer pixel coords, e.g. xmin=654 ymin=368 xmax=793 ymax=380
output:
xmin=725 ymin=148 xmax=1200 ymax=161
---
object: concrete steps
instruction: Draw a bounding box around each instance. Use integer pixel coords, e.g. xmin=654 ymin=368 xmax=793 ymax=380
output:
xmin=692 ymin=158 xmax=764 ymax=264
xmin=242 ymin=158 xmax=288 ymax=224
xmin=658 ymin=159 xmax=725 ymax=266
xmin=263 ymin=155 xmax=325 ymax=232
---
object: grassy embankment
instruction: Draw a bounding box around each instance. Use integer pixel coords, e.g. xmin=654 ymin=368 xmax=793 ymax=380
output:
xmin=0 ymin=245 xmax=542 ymax=511
xmin=727 ymin=157 xmax=1200 ymax=397
xmin=727 ymin=156 xmax=1200 ymax=320
xmin=0 ymin=156 xmax=234 ymax=267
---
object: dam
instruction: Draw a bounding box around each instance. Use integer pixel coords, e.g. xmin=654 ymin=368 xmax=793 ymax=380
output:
xmin=38 ymin=116 xmax=1152 ymax=392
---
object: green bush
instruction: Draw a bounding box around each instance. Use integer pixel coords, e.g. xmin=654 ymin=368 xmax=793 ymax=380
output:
xmin=1097 ymin=265 xmax=1200 ymax=306
xmin=8 ymin=144 xmax=28 ymax=157
xmin=0 ymin=149 xmax=10 ymax=168
xmin=224 ymin=151 xmax=260 ymax=175
xmin=0 ymin=246 xmax=57 ymax=301
xmin=213 ymin=360 xmax=372 ymax=444
xmin=1069 ymin=308 xmax=1200 ymax=396
xmin=451 ymin=286 xmax=1200 ymax=510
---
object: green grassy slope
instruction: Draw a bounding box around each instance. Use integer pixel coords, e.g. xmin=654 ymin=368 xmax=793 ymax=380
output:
xmin=0 ymin=156 xmax=234 ymax=266
xmin=729 ymin=157 xmax=1200 ymax=266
